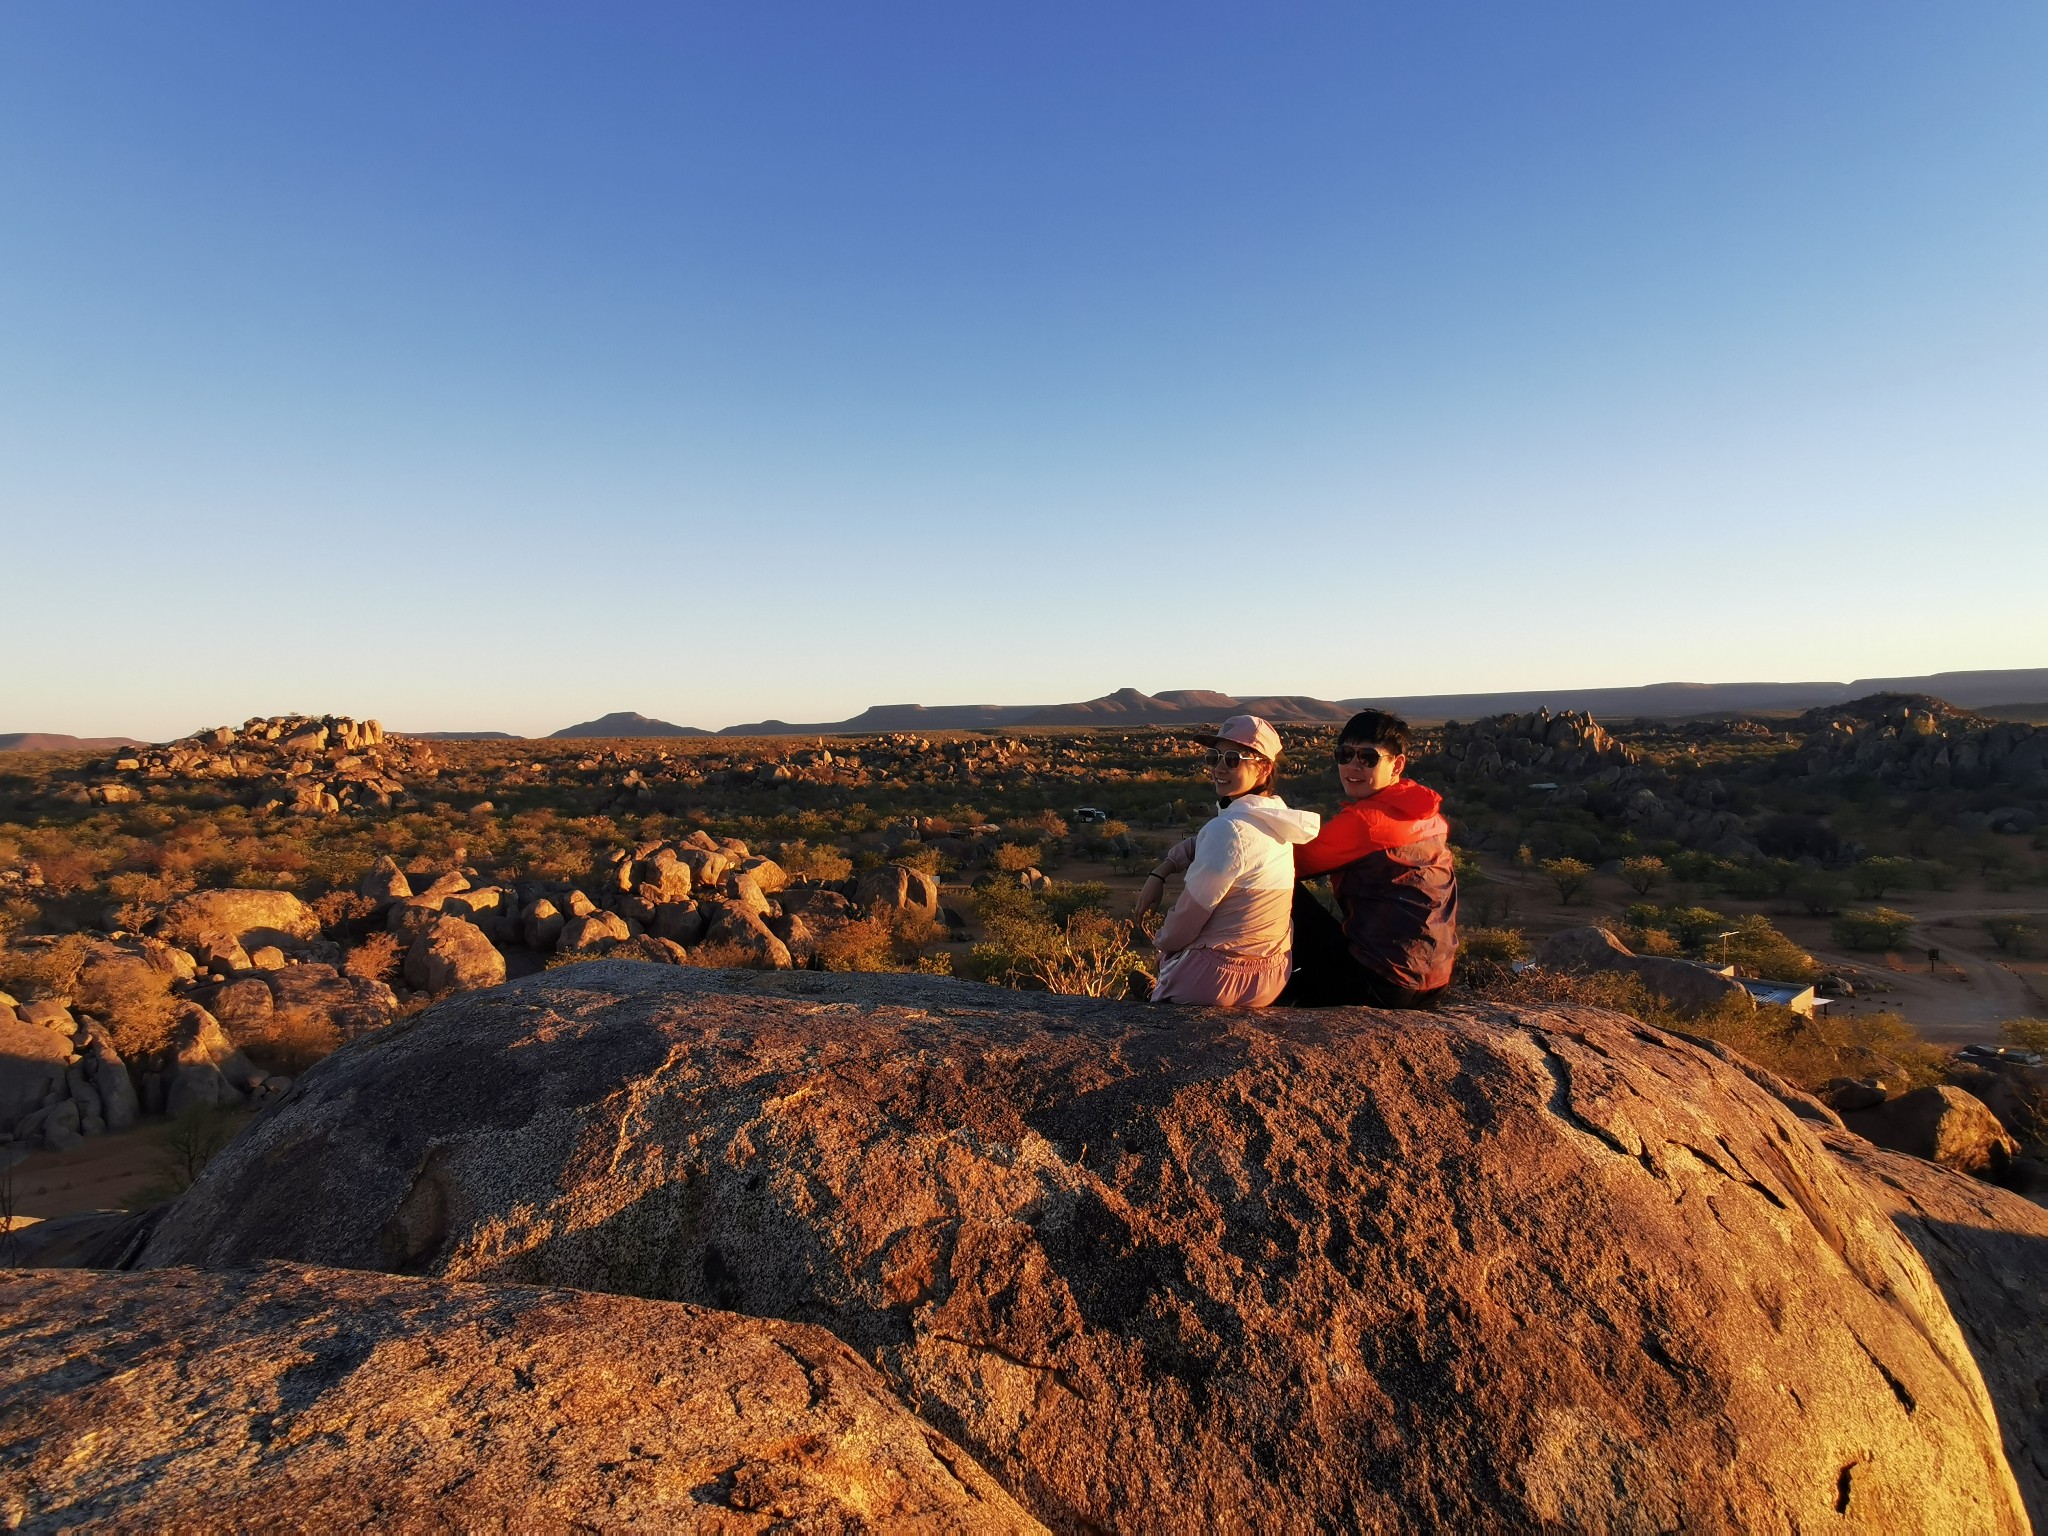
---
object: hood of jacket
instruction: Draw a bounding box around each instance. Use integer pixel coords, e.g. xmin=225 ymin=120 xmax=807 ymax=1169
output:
xmin=1223 ymin=793 xmax=1322 ymax=845
xmin=1363 ymin=779 xmax=1443 ymax=823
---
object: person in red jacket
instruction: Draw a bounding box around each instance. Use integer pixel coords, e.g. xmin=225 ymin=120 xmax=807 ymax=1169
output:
xmin=1281 ymin=709 xmax=1459 ymax=1009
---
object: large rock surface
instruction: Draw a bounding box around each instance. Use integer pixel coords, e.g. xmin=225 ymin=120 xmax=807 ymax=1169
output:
xmin=1823 ymin=1130 xmax=2048 ymax=1531
xmin=0 ymin=1263 xmax=1038 ymax=1533
xmin=141 ymin=967 xmax=2029 ymax=1533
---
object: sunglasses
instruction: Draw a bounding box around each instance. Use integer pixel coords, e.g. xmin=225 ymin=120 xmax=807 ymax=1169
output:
xmin=1334 ymin=745 xmax=1385 ymax=768
xmin=1204 ymin=748 xmax=1266 ymax=768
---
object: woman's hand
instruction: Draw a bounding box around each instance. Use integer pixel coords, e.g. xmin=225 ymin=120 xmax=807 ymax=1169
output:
xmin=1134 ymin=871 xmax=1167 ymax=918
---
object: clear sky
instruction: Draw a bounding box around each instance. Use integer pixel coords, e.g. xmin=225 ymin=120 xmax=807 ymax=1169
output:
xmin=3 ymin=2 xmax=2044 ymax=737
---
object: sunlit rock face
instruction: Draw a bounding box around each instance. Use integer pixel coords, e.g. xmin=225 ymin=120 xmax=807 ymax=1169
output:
xmin=142 ymin=966 xmax=2029 ymax=1533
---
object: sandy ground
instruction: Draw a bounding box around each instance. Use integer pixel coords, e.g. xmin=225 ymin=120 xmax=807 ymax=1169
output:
xmin=4 ymin=1124 xmax=170 ymax=1222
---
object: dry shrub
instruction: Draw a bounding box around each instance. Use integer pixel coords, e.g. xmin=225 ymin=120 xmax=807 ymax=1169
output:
xmin=312 ymin=889 xmax=378 ymax=930
xmin=814 ymin=908 xmax=949 ymax=973
xmin=344 ymin=932 xmax=401 ymax=986
xmin=72 ymin=952 xmax=181 ymax=1058
xmin=1018 ymin=912 xmax=1151 ymax=999
xmin=104 ymin=870 xmax=188 ymax=931
xmin=1011 ymin=810 xmax=1069 ymax=840
xmin=993 ymin=843 xmax=1042 ymax=874
xmin=2003 ymin=1019 xmax=2048 ymax=1052
xmin=814 ymin=915 xmax=897 ymax=972
xmin=0 ymin=936 xmax=88 ymax=1003
xmin=680 ymin=939 xmax=764 ymax=970
xmin=777 ymin=840 xmax=853 ymax=883
xmin=241 ymin=1005 xmax=341 ymax=1076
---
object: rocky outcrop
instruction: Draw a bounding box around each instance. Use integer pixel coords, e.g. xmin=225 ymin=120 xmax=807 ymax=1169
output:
xmin=402 ymin=916 xmax=506 ymax=993
xmin=1824 ymin=1132 xmax=2048 ymax=1531
xmin=1439 ymin=707 xmax=1640 ymax=782
xmin=1798 ymin=694 xmax=2048 ymax=795
xmin=1840 ymin=1084 xmax=2022 ymax=1181
xmin=857 ymin=861 xmax=942 ymax=918
xmin=1538 ymin=925 xmax=1756 ymax=1018
xmin=156 ymin=888 xmax=320 ymax=953
xmin=141 ymin=967 xmax=2028 ymax=1533
xmin=1 ymin=1001 xmax=140 ymax=1146
xmin=163 ymin=1003 xmax=262 ymax=1115
xmin=0 ymin=1010 xmax=70 ymax=1134
xmin=79 ymin=713 xmax=426 ymax=815
xmin=0 ymin=1264 xmax=1039 ymax=1533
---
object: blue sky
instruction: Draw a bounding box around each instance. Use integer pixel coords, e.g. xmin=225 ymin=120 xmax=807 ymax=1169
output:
xmin=2 ymin=2 xmax=2043 ymax=736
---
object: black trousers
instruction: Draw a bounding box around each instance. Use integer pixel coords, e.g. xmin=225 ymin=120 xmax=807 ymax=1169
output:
xmin=1280 ymin=885 xmax=1445 ymax=1011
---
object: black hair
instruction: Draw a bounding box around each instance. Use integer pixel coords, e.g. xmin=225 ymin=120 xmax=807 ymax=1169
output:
xmin=1338 ymin=709 xmax=1410 ymax=757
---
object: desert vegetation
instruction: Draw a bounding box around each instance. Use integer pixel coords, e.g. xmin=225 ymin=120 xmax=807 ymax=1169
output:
xmin=1 ymin=692 xmax=2044 ymax=1185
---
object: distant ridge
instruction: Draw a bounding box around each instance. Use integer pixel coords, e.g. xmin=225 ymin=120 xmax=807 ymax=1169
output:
xmin=550 ymin=711 xmax=713 ymax=740
xmin=0 ymin=732 xmax=150 ymax=753
xmin=405 ymin=731 xmax=520 ymax=742
xmin=714 ymin=667 xmax=2048 ymax=735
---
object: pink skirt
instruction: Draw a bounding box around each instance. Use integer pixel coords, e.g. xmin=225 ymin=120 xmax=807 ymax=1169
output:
xmin=1152 ymin=948 xmax=1291 ymax=1008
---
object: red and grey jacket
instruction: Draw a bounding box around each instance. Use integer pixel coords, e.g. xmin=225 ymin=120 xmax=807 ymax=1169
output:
xmin=1293 ymin=779 xmax=1459 ymax=991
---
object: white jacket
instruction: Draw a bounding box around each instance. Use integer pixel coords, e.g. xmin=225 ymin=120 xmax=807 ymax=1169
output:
xmin=1154 ymin=794 xmax=1321 ymax=962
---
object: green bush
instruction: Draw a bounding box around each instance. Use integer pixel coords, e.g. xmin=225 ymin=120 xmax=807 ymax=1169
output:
xmin=1792 ymin=874 xmax=1849 ymax=917
xmin=1457 ymin=927 xmax=1527 ymax=977
xmin=1832 ymin=907 xmax=1915 ymax=951
xmin=777 ymin=839 xmax=853 ymax=883
xmin=1720 ymin=914 xmax=1818 ymax=983
xmin=1983 ymin=916 xmax=2037 ymax=955
xmin=1539 ymin=857 xmax=1594 ymax=904
xmin=1619 ymin=856 xmax=1666 ymax=896
xmin=1625 ymin=904 xmax=1733 ymax=953
xmin=992 ymin=843 xmax=1042 ymax=874
xmin=1851 ymin=857 xmax=1917 ymax=900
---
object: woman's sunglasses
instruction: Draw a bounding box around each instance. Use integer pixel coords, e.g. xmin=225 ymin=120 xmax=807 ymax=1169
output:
xmin=1334 ymin=745 xmax=1385 ymax=768
xmin=1204 ymin=748 xmax=1266 ymax=768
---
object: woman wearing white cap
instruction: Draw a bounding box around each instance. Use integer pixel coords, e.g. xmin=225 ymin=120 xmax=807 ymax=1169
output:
xmin=1135 ymin=715 xmax=1320 ymax=1007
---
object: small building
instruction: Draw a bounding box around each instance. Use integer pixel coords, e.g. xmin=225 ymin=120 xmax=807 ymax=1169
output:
xmin=1737 ymin=978 xmax=1822 ymax=1018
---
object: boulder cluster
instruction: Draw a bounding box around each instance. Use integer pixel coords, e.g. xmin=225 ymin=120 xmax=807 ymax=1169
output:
xmin=0 ymin=991 xmax=140 ymax=1153
xmin=56 ymin=714 xmax=437 ymax=815
xmin=361 ymin=833 xmax=945 ymax=986
xmin=1438 ymin=708 xmax=1642 ymax=782
xmin=19 ymin=967 xmax=2033 ymax=1531
xmin=0 ymin=890 xmax=398 ymax=1152
xmin=1797 ymin=694 xmax=2048 ymax=805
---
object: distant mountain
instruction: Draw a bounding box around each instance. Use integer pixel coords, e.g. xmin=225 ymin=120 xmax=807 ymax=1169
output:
xmin=716 ymin=667 xmax=2048 ymax=736
xmin=1346 ymin=668 xmax=2048 ymax=722
xmin=550 ymin=711 xmax=713 ymax=739
xmin=0 ymin=732 xmax=149 ymax=753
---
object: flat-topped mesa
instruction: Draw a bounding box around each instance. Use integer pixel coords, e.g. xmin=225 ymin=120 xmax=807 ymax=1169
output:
xmin=138 ymin=965 xmax=2032 ymax=1533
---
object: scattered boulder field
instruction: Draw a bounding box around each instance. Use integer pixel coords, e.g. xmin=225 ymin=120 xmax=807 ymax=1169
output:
xmin=41 ymin=966 xmax=2024 ymax=1532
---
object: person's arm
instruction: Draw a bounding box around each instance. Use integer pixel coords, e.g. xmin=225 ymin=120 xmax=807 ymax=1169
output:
xmin=1153 ymin=825 xmax=1246 ymax=955
xmin=1133 ymin=836 xmax=1197 ymax=918
xmin=1293 ymin=803 xmax=1391 ymax=879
